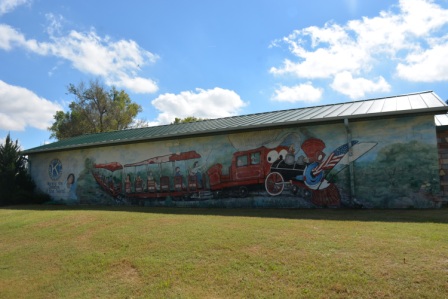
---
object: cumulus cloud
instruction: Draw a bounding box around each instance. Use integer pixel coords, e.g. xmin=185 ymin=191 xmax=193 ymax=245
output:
xmin=0 ymin=24 xmax=28 ymax=50
xmin=109 ymin=76 xmax=158 ymax=94
xmin=151 ymin=87 xmax=247 ymax=125
xmin=45 ymin=30 xmax=159 ymax=93
xmin=331 ymin=72 xmax=391 ymax=99
xmin=270 ymin=24 xmax=366 ymax=79
xmin=396 ymin=40 xmax=448 ymax=81
xmin=0 ymin=0 xmax=30 ymax=16
xmin=272 ymin=83 xmax=323 ymax=103
xmin=270 ymin=0 xmax=448 ymax=99
xmin=0 ymin=21 xmax=159 ymax=94
xmin=0 ymin=80 xmax=62 ymax=131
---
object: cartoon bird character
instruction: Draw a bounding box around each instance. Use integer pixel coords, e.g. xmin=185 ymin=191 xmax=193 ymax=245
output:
xmin=295 ymin=137 xmax=377 ymax=206
xmin=293 ymin=138 xmax=342 ymax=206
xmin=296 ymin=138 xmax=330 ymax=190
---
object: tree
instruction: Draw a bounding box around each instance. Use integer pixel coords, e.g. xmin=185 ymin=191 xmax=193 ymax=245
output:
xmin=172 ymin=116 xmax=204 ymax=124
xmin=0 ymin=134 xmax=35 ymax=205
xmin=49 ymin=79 xmax=142 ymax=140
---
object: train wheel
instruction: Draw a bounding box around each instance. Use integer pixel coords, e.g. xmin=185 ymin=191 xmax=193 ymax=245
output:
xmin=265 ymin=172 xmax=284 ymax=196
xmin=239 ymin=186 xmax=249 ymax=198
xmin=213 ymin=190 xmax=222 ymax=199
xmin=291 ymin=185 xmax=299 ymax=195
xmin=302 ymin=188 xmax=312 ymax=200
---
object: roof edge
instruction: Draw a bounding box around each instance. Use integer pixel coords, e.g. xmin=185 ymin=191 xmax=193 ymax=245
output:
xmin=22 ymin=104 xmax=447 ymax=155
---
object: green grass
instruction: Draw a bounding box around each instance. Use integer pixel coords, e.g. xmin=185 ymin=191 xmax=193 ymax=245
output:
xmin=1 ymin=206 xmax=447 ymax=298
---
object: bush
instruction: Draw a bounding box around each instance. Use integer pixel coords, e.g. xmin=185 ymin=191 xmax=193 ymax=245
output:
xmin=31 ymin=192 xmax=52 ymax=204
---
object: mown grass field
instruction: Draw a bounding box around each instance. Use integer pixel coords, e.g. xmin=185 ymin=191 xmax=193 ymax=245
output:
xmin=1 ymin=205 xmax=447 ymax=298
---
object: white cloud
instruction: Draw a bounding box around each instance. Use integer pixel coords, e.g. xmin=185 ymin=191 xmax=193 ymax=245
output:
xmin=0 ymin=23 xmax=159 ymax=94
xmin=151 ymin=87 xmax=247 ymax=125
xmin=272 ymin=83 xmax=323 ymax=103
xmin=0 ymin=24 xmax=27 ymax=50
xmin=45 ymin=30 xmax=159 ymax=93
xmin=44 ymin=13 xmax=64 ymax=36
xmin=0 ymin=0 xmax=30 ymax=16
xmin=270 ymin=24 xmax=366 ymax=79
xmin=396 ymin=39 xmax=448 ymax=81
xmin=108 ymin=76 xmax=158 ymax=94
xmin=270 ymin=0 xmax=448 ymax=98
xmin=331 ymin=72 xmax=391 ymax=99
xmin=0 ymin=80 xmax=62 ymax=131
xmin=399 ymin=0 xmax=448 ymax=36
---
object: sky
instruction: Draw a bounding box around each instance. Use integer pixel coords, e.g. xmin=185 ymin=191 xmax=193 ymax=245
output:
xmin=1 ymin=0 xmax=448 ymax=150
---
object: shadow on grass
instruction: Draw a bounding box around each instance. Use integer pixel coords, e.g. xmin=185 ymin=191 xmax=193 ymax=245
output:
xmin=2 ymin=203 xmax=448 ymax=224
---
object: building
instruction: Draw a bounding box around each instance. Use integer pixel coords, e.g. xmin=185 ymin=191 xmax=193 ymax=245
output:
xmin=22 ymin=91 xmax=448 ymax=208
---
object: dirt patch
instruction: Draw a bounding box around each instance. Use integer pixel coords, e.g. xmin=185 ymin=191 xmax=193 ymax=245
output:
xmin=109 ymin=259 xmax=142 ymax=286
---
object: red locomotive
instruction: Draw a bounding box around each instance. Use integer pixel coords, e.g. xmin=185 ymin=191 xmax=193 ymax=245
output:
xmin=207 ymin=145 xmax=289 ymax=197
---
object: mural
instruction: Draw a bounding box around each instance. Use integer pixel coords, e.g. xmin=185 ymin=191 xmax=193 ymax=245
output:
xmin=30 ymin=115 xmax=442 ymax=208
xmin=264 ymin=138 xmax=376 ymax=206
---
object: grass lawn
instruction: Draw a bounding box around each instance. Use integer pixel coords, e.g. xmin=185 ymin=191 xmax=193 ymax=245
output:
xmin=0 ymin=205 xmax=447 ymax=298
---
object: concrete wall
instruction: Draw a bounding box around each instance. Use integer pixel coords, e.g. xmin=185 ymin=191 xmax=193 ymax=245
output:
xmin=29 ymin=114 xmax=442 ymax=208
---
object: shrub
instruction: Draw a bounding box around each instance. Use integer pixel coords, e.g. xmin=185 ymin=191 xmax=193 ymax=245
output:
xmin=0 ymin=133 xmax=43 ymax=206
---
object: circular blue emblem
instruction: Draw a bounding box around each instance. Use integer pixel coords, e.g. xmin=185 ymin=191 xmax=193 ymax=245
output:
xmin=304 ymin=161 xmax=323 ymax=187
xmin=48 ymin=159 xmax=62 ymax=180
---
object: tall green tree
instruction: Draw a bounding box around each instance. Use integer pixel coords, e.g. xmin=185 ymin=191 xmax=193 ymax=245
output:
xmin=0 ymin=134 xmax=34 ymax=205
xmin=49 ymin=80 xmax=142 ymax=140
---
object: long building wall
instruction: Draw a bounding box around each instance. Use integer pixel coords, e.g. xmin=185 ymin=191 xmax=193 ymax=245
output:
xmin=29 ymin=114 xmax=442 ymax=208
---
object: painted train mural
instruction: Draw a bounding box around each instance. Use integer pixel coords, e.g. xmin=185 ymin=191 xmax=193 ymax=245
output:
xmin=91 ymin=137 xmax=376 ymax=207
xmin=37 ymin=115 xmax=442 ymax=208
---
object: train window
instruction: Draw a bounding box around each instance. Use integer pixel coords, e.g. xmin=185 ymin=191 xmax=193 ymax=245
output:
xmin=250 ymin=152 xmax=260 ymax=165
xmin=237 ymin=155 xmax=248 ymax=167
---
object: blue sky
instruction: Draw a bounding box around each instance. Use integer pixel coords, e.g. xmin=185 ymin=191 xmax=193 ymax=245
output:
xmin=1 ymin=0 xmax=448 ymax=150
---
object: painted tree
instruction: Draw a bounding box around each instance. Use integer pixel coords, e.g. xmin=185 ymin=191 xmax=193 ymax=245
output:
xmin=354 ymin=141 xmax=439 ymax=207
xmin=49 ymin=79 xmax=142 ymax=140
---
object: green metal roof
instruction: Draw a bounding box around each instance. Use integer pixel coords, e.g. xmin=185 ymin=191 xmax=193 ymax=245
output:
xmin=23 ymin=91 xmax=448 ymax=154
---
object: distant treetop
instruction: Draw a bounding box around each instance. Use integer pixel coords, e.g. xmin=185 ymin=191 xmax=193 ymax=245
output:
xmin=172 ymin=116 xmax=205 ymax=124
